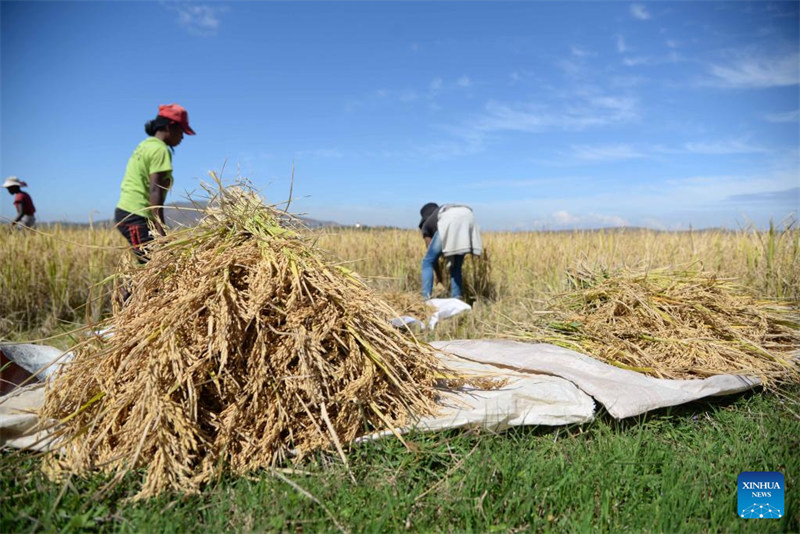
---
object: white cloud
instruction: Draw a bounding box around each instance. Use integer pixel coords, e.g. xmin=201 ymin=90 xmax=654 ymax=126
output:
xmin=630 ymin=4 xmax=651 ymax=20
xmin=610 ymin=75 xmax=648 ymax=88
xmin=569 ymin=144 xmax=646 ymax=161
xmin=683 ymin=138 xmax=768 ymax=155
xmin=727 ymin=187 xmax=800 ymax=204
xmin=641 ymin=171 xmax=799 ymax=228
xmin=623 ymin=57 xmax=649 ymax=67
xmin=413 ymin=138 xmax=484 ymax=159
xmin=545 ymin=211 xmax=628 ymax=229
xmin=532 ymin=137 xmax=772 ymax=166
xmin=166 ymin=3 xmax=228 ymax=36
xmin=764 ymin=109 xmax=800 ymax=123
xmin=295 ymin=149 xmax=344 ymax=159
xmin=423 ymin=92 xmax=641 ymax=158
xmin=707 ymin=51 xmax=800 ymax=88
xmin=557 ymin=58 xmax=584 ymax=77
xmin=553 ymin=210 xmax=580 ymax=225
xmin=362 ymin=76 xmax=469 ymax=110
xmin=587 ymin=95 xmax=638 ymax=115
xmin=464 ymin=177 xmax=562 ymax=189
xmin=399 ymin=90 xmax=419 ymax=102
xmin=571 ymin=46 xmax=595 ymax=58
xmin=470 ymin=159 xmax=799 ymax=230
xmin=457 ymin=162 xmax=797 ymax=230
xmin=534 ymin=137 xmax=774 ymax=166
xmin=472 ymin=94 xmax=639 ymax=134
xmin=664 ymin=175 xmax=736 ymax=187
xmin=594 ymin=214 xmax=629 ymax=226
xmin=623 ymin=51 xmax=682 ymax=67
xmin=615 ymin=34 xmax=629 ymax=53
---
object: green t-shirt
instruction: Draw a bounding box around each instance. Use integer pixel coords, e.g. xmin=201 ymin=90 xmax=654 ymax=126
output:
xmin=116 ymin=137 xmax=174 ymax=219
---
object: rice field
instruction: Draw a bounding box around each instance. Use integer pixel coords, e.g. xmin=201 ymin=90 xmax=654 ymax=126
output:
xmin=1 ymin=220 xmax=797 ymax=341
xmin=1 ymin=217 xmax=799 ymax=531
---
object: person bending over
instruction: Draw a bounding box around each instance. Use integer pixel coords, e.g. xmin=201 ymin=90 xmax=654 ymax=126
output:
xmin=2 ymin=176 xmax=36 ymax=229
xmin=418 ymin=202 xmax=482 ymax=300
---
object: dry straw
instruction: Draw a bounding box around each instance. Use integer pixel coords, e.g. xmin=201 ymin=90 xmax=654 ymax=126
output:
xmin=506 ymin=264 xmax=800 ymax=388
xmin=379 ymin=291 xmax=435 ymax=321
xmin=40 ymin=180 xmax=444 ymax=499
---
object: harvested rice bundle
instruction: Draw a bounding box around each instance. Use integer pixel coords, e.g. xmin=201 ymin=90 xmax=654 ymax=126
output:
xmin=41 ymin=183 xmax=442 ymax=499
xmin=379 ymin=291 xmax=435 ymax=321
xmin=506 ymin=265 xmax=799 ymax=387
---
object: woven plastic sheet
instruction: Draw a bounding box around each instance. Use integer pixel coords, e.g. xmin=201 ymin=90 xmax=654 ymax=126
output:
xmin=1 ymin=340 xmax=759 ymax=452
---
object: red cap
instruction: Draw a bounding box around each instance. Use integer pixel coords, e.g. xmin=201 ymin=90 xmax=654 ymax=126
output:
xmin=158 ymin=103 xmax=196 ymax=135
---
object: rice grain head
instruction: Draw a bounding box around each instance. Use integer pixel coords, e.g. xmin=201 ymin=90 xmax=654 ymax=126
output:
xmin=505 ymin=264 xmax=800 ymax=388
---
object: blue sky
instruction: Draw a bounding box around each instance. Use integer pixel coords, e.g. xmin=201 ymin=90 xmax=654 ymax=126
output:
xmin=1 ymin=1 xmax=798 ymax=230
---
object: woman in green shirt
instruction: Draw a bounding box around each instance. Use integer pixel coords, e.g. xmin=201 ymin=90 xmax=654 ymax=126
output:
xmin=115 ymin=104 xmax=195 ymax=262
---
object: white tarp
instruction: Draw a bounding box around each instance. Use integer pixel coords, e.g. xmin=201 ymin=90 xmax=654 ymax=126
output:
xmin=0 ymin=339 xmax=760 ymax=452
xmin=0 ymin=384 xmax=51 ymax=451
xmin=430 ymin=339 xmax=760 ymax=419
xmin=414 ymin=352 xmax=595 ymax=431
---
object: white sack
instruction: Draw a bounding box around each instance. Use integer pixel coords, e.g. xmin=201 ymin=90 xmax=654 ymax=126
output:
xmin=426 ymin=298 xmax=471 ymax=329
xmin=388 ymin=298 xmax=471 ymax=330
xmin=1 ymin=343 xmax=71 ymax=381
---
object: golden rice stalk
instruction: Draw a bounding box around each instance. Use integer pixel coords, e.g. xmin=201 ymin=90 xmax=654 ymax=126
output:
xmin=41 ymin=181 xmax=443 ymax=499
xmin=379 ymin=291 xmax=435 ymax=320
xmin=433 ymin=251 xmax=496 ymax=302
xmin=505 ymin=264 xmax=800 ymax=388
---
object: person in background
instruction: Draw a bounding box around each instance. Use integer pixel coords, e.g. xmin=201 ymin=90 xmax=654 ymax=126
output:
xmin=418 ymin=202 xmax=483 ymax=300
xmin=115 ymin=103 xmax=196 ymax=262
xmin=2 ymin=176 xmax=36 ymax=229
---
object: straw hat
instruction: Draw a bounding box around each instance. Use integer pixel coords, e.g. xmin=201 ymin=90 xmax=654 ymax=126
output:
xmin=2 ymin=176 xmax=27 ymax=188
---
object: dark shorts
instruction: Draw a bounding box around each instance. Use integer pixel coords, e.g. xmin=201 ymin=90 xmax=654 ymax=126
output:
xmin=114 ymin=208 xmax=154 ymax=263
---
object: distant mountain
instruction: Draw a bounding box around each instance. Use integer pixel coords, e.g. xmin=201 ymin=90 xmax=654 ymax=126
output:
xmin=162 ymin=201 xmax=206 ymax=227
xmin=162 ymin=201 xmax=341 ymax=229
xmin=39 ymin=201 xmax=343 ymax=230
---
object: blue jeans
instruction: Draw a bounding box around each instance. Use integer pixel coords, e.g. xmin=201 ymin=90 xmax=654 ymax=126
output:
xmin=422 ymin=232 xmax=465 ymax=299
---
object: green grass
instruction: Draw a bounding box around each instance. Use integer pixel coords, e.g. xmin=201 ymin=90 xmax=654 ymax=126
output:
xmin=3 ymin=389 xmax=797 ymax=533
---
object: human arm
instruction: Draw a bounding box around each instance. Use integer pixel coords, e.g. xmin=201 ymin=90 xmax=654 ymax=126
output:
xmin=149 ymin=172 xmax=170 ymax=236
xmin=12 ymin=202 xmax=24 ymax=224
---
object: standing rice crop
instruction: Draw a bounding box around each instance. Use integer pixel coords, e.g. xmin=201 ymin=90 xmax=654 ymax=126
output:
xmin=0 ymin=225 xmax=120 ymax=337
